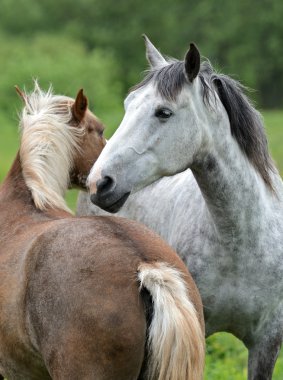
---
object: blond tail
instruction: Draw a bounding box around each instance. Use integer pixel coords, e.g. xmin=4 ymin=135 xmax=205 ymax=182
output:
xmin=138 ymin=262 xmax=205 ymax=380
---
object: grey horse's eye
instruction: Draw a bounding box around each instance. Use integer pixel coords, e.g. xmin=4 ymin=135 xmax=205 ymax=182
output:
xmin=154 ymin=108 xmax=173 ymax=120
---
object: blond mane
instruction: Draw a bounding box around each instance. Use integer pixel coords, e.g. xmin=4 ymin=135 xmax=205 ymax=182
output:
xmin=19 ymin=82 xmax=83 ymax=212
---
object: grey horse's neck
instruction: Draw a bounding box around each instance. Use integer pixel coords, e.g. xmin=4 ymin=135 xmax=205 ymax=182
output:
xmin=191 ymin=134 xmax=273 ymax=244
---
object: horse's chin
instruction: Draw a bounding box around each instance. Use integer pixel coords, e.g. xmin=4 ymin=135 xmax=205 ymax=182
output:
xmin=90 ymin=192 xmax=130 ymax=213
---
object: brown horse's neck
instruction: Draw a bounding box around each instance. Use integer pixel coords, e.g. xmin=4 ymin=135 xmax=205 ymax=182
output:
xmin=0 ymin=152 xmax=71 ymax=219
xmin=0 ymin=152 xmax=33 ymax=204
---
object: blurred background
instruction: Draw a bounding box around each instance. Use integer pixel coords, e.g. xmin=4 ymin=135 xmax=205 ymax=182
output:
xmin=0 ymin=0 xmax=282 ymax=378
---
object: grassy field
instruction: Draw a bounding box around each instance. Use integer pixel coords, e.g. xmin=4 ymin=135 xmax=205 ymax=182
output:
xmin=0 ymin=109 xmax=283 ymax=378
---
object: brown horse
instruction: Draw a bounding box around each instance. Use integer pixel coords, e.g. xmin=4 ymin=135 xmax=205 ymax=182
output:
xmin=0 ymin=83 xmax=205 ymax=380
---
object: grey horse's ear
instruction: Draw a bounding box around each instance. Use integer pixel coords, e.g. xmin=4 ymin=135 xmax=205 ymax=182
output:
xmin=142 ymin=34 xmax=167 ymax=68
xmin=184 ymin=43 xmax=200 ymax=82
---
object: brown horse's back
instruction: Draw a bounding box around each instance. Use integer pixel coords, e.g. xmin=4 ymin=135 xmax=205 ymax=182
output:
xmin=24 ymin=217 xmax=145 ymax=379
xmin=0 ymin=215 xmax=203 ymax=379
xmin=23 ymin=216 xmax=203 ymax=379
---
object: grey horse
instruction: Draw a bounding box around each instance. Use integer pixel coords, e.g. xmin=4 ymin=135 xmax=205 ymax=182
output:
xmin=80 ymin=37 xmax=283 ymax=379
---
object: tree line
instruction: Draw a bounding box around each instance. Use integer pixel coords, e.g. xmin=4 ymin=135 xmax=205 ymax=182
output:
xmin=0 ymin=0 xmax=282 ymax=130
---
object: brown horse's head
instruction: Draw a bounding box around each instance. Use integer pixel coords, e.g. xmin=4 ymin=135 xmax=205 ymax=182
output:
xmin=17 ymin=83 xmax=106 ymax=211
xmin=69 ymin=89 xmax=106 ymax=189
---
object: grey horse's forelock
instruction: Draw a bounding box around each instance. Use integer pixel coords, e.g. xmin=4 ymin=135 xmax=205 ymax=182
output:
xmin=132 ymin=60 xmax=275 ymax=190
xmin=131 ymin=61 xmax=185 ymax=101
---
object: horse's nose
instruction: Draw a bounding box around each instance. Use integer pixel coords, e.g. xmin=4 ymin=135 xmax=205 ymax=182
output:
xmin=97 ymin=175 xmax=115 ymax=195
xmin=90 ymin=175 xmax=116 ymax=201
xmin=90 ymin=174 xmax=130 ymax=212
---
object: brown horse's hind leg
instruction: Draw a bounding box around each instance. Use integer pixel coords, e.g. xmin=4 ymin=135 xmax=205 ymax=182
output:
xmin=42 ymin=287 xmax=147 ymax=380
xmin=47 ymin=325 xmax=146 ymax=380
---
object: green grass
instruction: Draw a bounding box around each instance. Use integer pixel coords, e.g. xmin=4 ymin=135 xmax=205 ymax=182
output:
xmin=0 ymin=113 xmax=19 ymax=180
xmin=263 ymin=110 xmax=283 ymax=175
xmin=205 ymin=332 xmax=283 ymax=379
xmin=0 ymin=110 xmax=283 ymax=378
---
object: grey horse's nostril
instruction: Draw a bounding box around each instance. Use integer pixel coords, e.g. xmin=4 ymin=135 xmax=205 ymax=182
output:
xmin=96 ymin=176 xmax=115 ymax=196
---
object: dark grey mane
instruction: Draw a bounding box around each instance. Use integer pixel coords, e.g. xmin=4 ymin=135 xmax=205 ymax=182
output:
xmin=132 ymin=60 xmax=275 ymax=190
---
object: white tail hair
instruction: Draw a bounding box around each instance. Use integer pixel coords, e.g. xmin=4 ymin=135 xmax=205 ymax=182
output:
xmin=138 ymin=262 xmax=205 ymax=380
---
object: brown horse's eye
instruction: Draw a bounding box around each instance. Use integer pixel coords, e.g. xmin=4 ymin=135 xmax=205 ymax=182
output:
xmin=98 ymin=129 xmax=104 ymax=137
xmin=87 ymin=125 xmax=95 ymax=133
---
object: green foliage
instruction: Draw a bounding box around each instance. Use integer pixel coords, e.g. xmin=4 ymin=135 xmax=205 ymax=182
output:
xmin=0 ymin=0 xmax=282 ymax=106
xmin=0 ymin=32 xmax=124 ymax=137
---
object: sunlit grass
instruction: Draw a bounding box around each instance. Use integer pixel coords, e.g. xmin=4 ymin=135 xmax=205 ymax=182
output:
xmin=205 ymin=332 xmax=283 ymax=380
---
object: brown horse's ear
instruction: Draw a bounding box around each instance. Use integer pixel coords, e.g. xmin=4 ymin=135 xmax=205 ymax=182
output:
xmin=72 ymin=89 xmax=88 ymax=122
xmin=15 ymin=85 xmax=27 ymax=103
xmin=184 ymin=43 xmax=200 ymax=83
